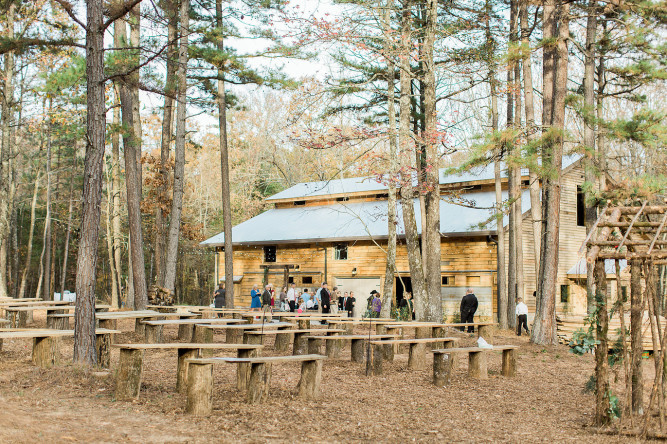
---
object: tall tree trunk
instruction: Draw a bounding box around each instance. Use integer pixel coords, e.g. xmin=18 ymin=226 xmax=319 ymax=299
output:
xmin=531 ymin=0 xmax=569 ymax=345
xmin=583 ymin=2 xmax=597 ymax=314
xmin=506 ymin=0 xmax=517 ymax=326
xmin=43 ymin=98 xmax=53 ymax=302
xmin=112 ymin=18 xmax=126 ymax=307
xmin=381 ymin=0 xmax=397 ymax=319
xmin=164 ymin=0 xmax=189 ymax=292
xmin=422 ymin=0 xmax=441 ymax=322
xmin=18 ymin=172 xmax=40 ymax=299
xmin=216 ymin=0 xmax=234 ymax=308
xmin=594 ymin=258 xmax=610 ymax=425
xmin=104 ymin=160 xmax=119 ymax=307
xmin=120 ymin=84 xmax=148 ymax=310
xmin=10 ymin=205 xmax=18 ymax=298
xmin=60 ymin=166 xmax=75 ymax=296
xmin=520 ymin=0 xmax=541 ymax=289
xmin=155 ymin=0 xmax=177 ymax=288
xmin=74 ymin=0 xmax=106 ymax=365
xmin=630 ymin=259 xmax=644 ymax=414
xmin=130 ymin=4 xmax=142 ymax=187
xmin=398 ymin=0 xmax=427 ymax=320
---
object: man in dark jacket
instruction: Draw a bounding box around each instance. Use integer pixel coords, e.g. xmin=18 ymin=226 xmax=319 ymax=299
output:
xmin=213 ymin=283 xmax=226 ymax=308
xmin=344 ymin=291 xmax=356 ymax=318
xmin=262 ymin=284 xmax=272 ymax=309
xmin=320 ymin=282 xmax=331 ymax=314
xmin=459 ymin=288 xmax=478 ymax=333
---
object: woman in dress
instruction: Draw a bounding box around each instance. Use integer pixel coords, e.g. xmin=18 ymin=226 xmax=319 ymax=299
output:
xmin=250 ymin=284 xmax=261 ymax=311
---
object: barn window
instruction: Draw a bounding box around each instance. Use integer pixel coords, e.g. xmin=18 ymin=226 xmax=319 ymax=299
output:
xmin=334 ymin=244 xmax=348 ymax=260
xmin=441 ymin=276 xmax=454 ymax=286
xmin=264 ymin=246 xmax=276 ymax=263
xmin=294 ymin=200 xmax=306 ymax=206
xmin=336 ymin=197 xmax=349 ymax=202
xmin=576 ymin=186 xmax=585 ymax=227
xmin=560 ymin=285 xmax=570 ymax=303
xmin=288 ymin=276 xmax=294 ymax=284
xmin=302 ymin=276 xmax=313 ymax=284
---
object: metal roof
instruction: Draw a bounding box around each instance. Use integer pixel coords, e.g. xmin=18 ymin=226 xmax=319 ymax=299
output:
xmin=201 ymin=189 xmax=531 ymax=247
xmin=266 ymin=155 xmax=581 ymax=202
xmin=567 ymin=258 xmax=628 ymax=276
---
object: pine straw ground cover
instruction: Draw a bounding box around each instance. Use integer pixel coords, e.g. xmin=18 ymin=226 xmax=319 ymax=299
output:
xmin=0 ymin=314 xmax=650 ymax=443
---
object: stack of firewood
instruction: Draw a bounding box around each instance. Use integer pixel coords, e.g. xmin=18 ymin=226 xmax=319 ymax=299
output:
xmin=149 ymin=286 xmax=174 ymax=306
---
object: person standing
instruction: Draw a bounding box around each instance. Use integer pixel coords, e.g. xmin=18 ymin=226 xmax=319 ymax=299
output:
xmin=287 ymin=283 xmax=297 ymax=312
xmin=262 ymin=284 xmax=272 ymax=311
xmin=213 ymin=283 xmax=226 ymax=308
xmin=320 ymin=282 xmax=331 ymax=314
xmin=459 ymin=288 xmax=478 ymax=333
xmin=345 ymin=291 xmax=356 ymax=318
xmin=339 ymin=291 xmax=347 ymax=312
xmin=516 ymin=297 xmax=530 ymax=336
xmin=279 ymin=286 xmax=288 ymax=311
xmin=250 ymin=284 xmax=261 ymax=311
xmin=370 ymin=290 xmax=382 ymax=318
xmin=301 ymin=288 xmax=312 ymax=309
xmin=331 ymin=286 xmax=340 ymax=314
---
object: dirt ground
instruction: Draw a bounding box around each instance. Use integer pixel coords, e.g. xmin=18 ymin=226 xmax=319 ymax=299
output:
xmin=0 ymin=313 xmax=650 ymax=443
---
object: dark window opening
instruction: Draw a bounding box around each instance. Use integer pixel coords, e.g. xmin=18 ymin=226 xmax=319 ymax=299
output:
xmin=302 ymin=276 xmax=313 ymax=284
xmin=336 ymin=197 xmax=349 ymax=202
xmin=560 ymin=285 xmax=570 ymax=303
xmin=441 ymin=276 xmax=451 ymax=286
xmin=466 ymin=184 xmax=482 ymax=191
xmin=288 ymin=276 xmax=294 ymax=284
xmin=376 ymin=193 xmax=389 ymax=199
xmin=621 ymin=286 xmax=628 ymax=302
xmin=264 ymin=246 xmax=276 ymax=263
xmin=294 ymin=200 xmax=306 ymax=206
xmin=522 ymin=179 xmax=530 ymax=186
xmin=576 ymin=185 xmax=585 ymax=227
xmin=334 ymin=244 xmax=348 ymax=260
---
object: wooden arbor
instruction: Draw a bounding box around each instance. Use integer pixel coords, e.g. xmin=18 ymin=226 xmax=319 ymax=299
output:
xmin=584 ymin=201 xmax=667 ymax=430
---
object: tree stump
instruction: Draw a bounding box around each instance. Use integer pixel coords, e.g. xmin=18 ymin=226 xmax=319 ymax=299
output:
xmin=178 ymin=324 xmax=191 ymax=341
xmin=115 ymin=348 xmax=144 ymax=400
xmin=185 ymin=362 xmax=213 ymax=416
xmin=433 ymin=352 xmax=451 ymax=387
xmin=382 ymin=340 xmax=394 ymax=362
xmin=297 ymin=359 xmax=322 ymax=399
xmin=415 ymin=326 xmax=430 ymax=339
xmin=95 ymin=333 xmax=111 ymax=368
xmin=293 ymin=332 xmax=308 ymax=355
xmin=325 ymin=334 xmax=341 ymax=359
xmin=236 ymin=348 xmax=257 ymax=391
xmin=432 ymin=326 xmax=446 ymax=350
xmin=192 ymin=325 xmax=213 ymax=344
xmin=135 ymin=318 xmax=146 ymax=336
xmin=46 ymin=315 xmax=55 ymax=329
xmin=247 ymin=362 xmax=272 ymax=404
xmin=32 ymin=336 xmax=59 ymax=368
xmin=297 ymin=319 xmax=310 ymax=330
xmin=232 ymin=313 xmax=243 ymax=320
xmin=478 ymin=325 xmax=493 ymax=344
xmin=468 ymin=351 xmax=488 ymax=379
xmin=308 ymin=338 xmax=322 ymax=355
xmin=370 ymin=343 xmax=383 ymax=375
xmin=408 ymin=343 xmax=427 ymax=370
xmin=177 ymin=348 xmax=200 ymax=393
xmin=144 ymin=324 xmax=163 ymax=344
xmin=501 ymin=348 xmax=517 ymax=377
xmin=375 ymin=324 xmax=385 ymax=335
xmin=386 ymin=327 xmax=400 ymax=354
xmin=242 ymin=315 xmax=254 ymax=325
xmin=351 ymin=339 xmax=365 ymax=362
xmin=244 ymin=334 xmax=263 ymax=346
xmin=274 ymin=330 xmax=291 ymax=353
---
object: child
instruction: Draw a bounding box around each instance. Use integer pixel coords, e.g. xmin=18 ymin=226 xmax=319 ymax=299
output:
xmin=516 ymin=297 xmax=529 ymax=336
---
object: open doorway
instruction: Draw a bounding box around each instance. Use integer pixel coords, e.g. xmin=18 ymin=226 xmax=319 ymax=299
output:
xmin=395 ymin=276 xmax=412 ymax=309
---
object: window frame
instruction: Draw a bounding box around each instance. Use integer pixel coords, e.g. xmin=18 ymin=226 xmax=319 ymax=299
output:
xmin=263 ymin=245 xmax=277 ymax=263
xmin=334 ymin=243 xmax=348 ymax=260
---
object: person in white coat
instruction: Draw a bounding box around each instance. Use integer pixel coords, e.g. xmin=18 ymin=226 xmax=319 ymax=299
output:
xmin=516 ymin=297 xmax=529 ymax=336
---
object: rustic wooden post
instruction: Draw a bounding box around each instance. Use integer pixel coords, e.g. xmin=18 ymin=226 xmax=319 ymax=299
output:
xmin=46 ymin=314 xmax=55 ymax=329
xmin=185 ymin=361 xmax=213 ymax=416
xmin=433 ymin=351 xmax=451 ymax=386
xmin=297 ymin=359 xmax=322 ymax=399
xmin=371 ymin=343 xmax=383 ymax=375
xmin=408 ymin=342 xmax=427 ymax=370
xmin=6 ymin=310 xmax=17 ymax=328
xmin=386 ymin=326 xmax=400 ymax=354
xmin=325 ymin=331 xmax=341 ymax=359
xmin=382 ymin=338 xmax=394 ymax=362
xmin=18 ymin=311 xmax=27 ymax=328
xmin=478 ymin=324 xmax=493 ymax=344
xmin=236 ymin=348 xmax=257 ymax=391
xmin=95 ymin=333 xmax=111 ymax=368
xmin=432 ymin=326 xmax=446 ymax=349
xmin=247 ymin=362 xmax=272 ymax=404
xmin=135 ymin=318 xmax=146 ymax=335
xmin=415 ymin=326 xmax=430 ymax=339
xmin=308 ymin=337 xmax=322 ymax=355
xmin=178 ymin=324 xmax=191 ymax=341
xmin=144 ymin=324 xmax=163 ymax=344
xmin=293 ymin=332 xmax=308 ymax=355
xmin=501 ymin=348 xmax=517 ymax=377
xmin=274 ymin=328 xmax=292 ymax=353
xmin=226 ymin=328 xmax=239 ymax=344
xmin=468 ymin=351 xmax=488 ymax=379
xmin=351 ymin=338 xmax=365 ymax=362
xmin=115 ymin=348 xmax=145 ymax=400
xmin=630 ymin=259 xmax=643 ymax=414
xmin=242 ymin=315 xmax=254 ymax=325
xmin=32 ymin=336 xmax=59 ymax=368
xmin=594 ymin=257 xmax=610 ymax=425
xmin=193 ymin=325 xmax=213 ymax=343
xmin=297 ymin=319 xmax=310 ymax=330
xmin=244 ymin=333 xmax=263 ymax=346
xmin=177 ymin=348 xmax=200 ymax=393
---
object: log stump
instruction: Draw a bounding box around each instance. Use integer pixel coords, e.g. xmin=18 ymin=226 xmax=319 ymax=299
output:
xmin=247 ymin=362 xmax=272 ymax=404
xmin=370 ymin=343 xmax=383 ymax=375
xmin=236 ymin=348 xmax=257 ymax=391
xmin=433 ymin=352 xmax=451 ymax=387
xmin=468 ymin=351 xmax=488 ymax=379
xmin=501 ymin=348 xmax=517 ymax=377
xmin=478 ymin=324 xmax=493 ymax=344
xmin=297 ymin=319 xmax=310 ymax=330
xmin=408 ymin=342 xmax=427 ymax=370
xmin=135 ymin=318 xmax=146 ymax=336
xmin=178 ymin=324 xmax=191 ymax=341
xmin=192 ymin=325 xmax=213 ymax=344
xmin=177 ymin=348 xmax=200 ymax=393
xmin=297 ymin=359 xmax=322 ymax=399
xmin=325 ymin=336 xmax=341 ymax=359
xmin=185 ymin=362 xmax=213 ymax=416
xmin=415 ymin=326 xmax=431 ymax=339
xmin=351 ymin=339 xmax=365 ymax=362
xmin=244 ymin=334 xmax=263 ymax=346
xmin=293 ymin=332 xmax=308 ymax=356
xmin=225 ymin=329 xmax=239 ymax=344
xmin=432 ymin=326 xmax=446 ymax=350
xmin=274 ymin=330 xmax=292 ymax=353
xmin=145 ymin=325 xmax=163 ymax=344
xmin=95 ymin=333 xmax=111 ymax=368
xmin=242 ymin=315 xmax=254 ymax=325
xmin=308 ymin=338 xmax=322 ymax=355
xmin=32 ymin=336 xmax=59 ymax=368
xmin=115 ymin=348 xmax=145 ymax=400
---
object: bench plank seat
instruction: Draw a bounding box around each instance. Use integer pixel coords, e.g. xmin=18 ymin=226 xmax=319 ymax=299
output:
xmin=432 ymin=345 xmax=519 ymax=382
xmin=368 ymin=337 xmax=459 ymax=372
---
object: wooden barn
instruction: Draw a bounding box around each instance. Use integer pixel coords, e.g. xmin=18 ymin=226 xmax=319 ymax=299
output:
xmin=201 ymin=156 xmax=596 ymax=320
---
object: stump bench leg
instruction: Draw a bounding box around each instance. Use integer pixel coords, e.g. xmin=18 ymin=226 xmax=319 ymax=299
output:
xmin=178 ymin=324 xmax=191 ymax=341
xmin=193 ymin=325 xmax=213 ymax=344
xmin=478 ymin=325 xmax=493 ymax=344
xmin=297 ymin=359 xmax=322 ymax=399
xmin=468 ymin=351 xmax=488 ymax=379
xmin=32 ymin=336 xmax=59 ymax=368
xmin=433 ymin=353 xmax=451 ymax=387
xmin=370 ymin=343 xmax=383 ymax=375
xmin=351 ymin=339 xmax=364 ymax=363
xmin=408 ymin=343 xmax=426 ymax=370
xmin=297 ymin=319 xmax=310 ymax=330
xmin=308 ymin=338 xmax=322 ymax=355
xmin=244 ymin=334 xmax=263 ymax=346
xmin=135 ymin=318 xmax=146 ymax=335
xmin=18 ymin=312 xmax=27 ymax=328
xmin=115 ymin=348 xmax=145 ymax=400
xmin=95 ymin=333 xmax=111 ymax=368
xmin=186 ymin=362 xmax=213 ymax=416
xmin=415 ymin=326 xmax=430 ymax=339
xmin=274 ymin=332 xmax=291 ymax=353
xmin=177 ymin=348 xmax=200 ymax=393
xmin=236 ymin=348 xmax=257 ymax=391
xmin=247 ymin=362 xmax=272 ymax=404
xmin=502 ymin=349 xmax=517 ymax=377
xmin=293 ymin=333 xmax=308 ymax=356
xmin=145 ymin=324 xmax=163 ymax=344
xmin=326 ymin=338 xmax=341 ymax=359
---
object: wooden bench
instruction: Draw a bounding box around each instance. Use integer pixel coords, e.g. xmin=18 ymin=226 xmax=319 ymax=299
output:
xmin=0 ymin=328 xmax=120 ymax=368
xmin=46 ymin=313 xmax=74 ymax=330
xmin=245 ymin=328 xmax=345 ymax=355
xmin=196 ymin=321 xmax=294 ymax=344
xmin=185 ymin=354 xmax=327 ymax=414
xmin=369 ymin=337 xmax=459 ymax=372
xmin=304 ymin=334 xmax=398 ymax=362
xmin=112 ymin=343 xmax=264 ymax=400
xmin=432 ymin=345 xmax=519 ymax=385
xmin=140 ymin=318 xmax=246 ymax=343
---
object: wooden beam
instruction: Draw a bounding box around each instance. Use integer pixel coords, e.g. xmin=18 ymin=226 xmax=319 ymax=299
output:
xmin=605 ymin=206 xmax=667 ymax=215
xmin=597 ymin=251 xmax=667 ymax=260
xmin=616 ymin=201 xmax=647 ymax=251
xmin=647 ymin=212 xmax=667 ymax=255
xmin=589 ymin=240 xmax=667 ymax=247
xmin=587 ymin=208 xmax=622 ymax=263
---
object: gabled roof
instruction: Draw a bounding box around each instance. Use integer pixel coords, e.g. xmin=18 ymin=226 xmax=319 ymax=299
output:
xmin=201 ymin=189 xmax=531 ymax=247
xmin=266 ymin=155 xmax=581 ymax=202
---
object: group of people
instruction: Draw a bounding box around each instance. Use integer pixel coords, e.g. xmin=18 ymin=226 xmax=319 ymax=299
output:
xmin=459 ymin=287 xmax=530 ymax=336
